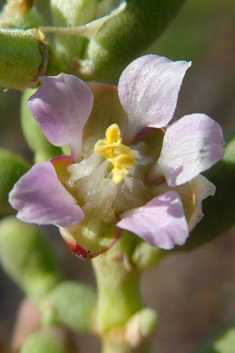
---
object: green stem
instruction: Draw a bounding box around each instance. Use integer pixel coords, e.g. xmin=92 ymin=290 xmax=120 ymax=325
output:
xmin=92 ymin=233 xmax=142 ymax=332
xmin=92 ymin=232 xmax=155 ymax=353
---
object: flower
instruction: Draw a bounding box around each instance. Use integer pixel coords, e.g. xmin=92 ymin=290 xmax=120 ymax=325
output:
xmin=9 ymin=55 xmax=225 ymax=259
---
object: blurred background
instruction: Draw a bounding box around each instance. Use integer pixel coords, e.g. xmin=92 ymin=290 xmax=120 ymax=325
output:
xmin=0 ymin=0 xmax=235 ymax=352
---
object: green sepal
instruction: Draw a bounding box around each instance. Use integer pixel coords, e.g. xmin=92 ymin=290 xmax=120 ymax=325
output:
xmin=41 ymin=281 xmax=96 ymax=333
xmin=192 ymin=317 xmax=235 ymax=353
xmin=0 ymin=28 xmax=48 ymax=89
xmin=20 ymin=327 xmax=77 ymax=353
xmin=21 ymin=88 xmax=62 ymax=163
xmin=0 ymin=217 xmax=61 ymax=303
xmin=0 ymin=148 xmax=30 ymax=214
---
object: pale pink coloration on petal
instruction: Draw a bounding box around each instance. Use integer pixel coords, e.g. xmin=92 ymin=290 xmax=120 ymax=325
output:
xmin=118 ymin=55 xmax=191 ymax=143
xmin=149 ymin=114 xmax=225 ymax=187
xmin=152 ymin=175 xmax=216 ymax=232
xmin=9 ymin=161 xmax=84 ymax=227
xmin=28 ymin=74 xmax=94 ymax=160
xmin=117 ymin=191 xmax=188 ymax=249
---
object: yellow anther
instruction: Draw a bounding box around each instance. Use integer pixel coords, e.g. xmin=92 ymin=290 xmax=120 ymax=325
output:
xmin=112 ymin=154 xmax=135 ymax=169
xmin=112 ymin=144 xmax=132 ymax=158
xmin=94 ymin=123 xmax=136 ymax=183
xmin=106 ymin=123 xmax=121 ymax=144
xmin=112 ymin=167 xmax=129 ymax=184
xmin=94 ymin=140 xmax=113 ymax=158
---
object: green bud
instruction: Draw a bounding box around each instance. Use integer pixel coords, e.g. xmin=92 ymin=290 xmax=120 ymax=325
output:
xmin=42 ymin=281 xmax=96 ymax=333
xmin=0 ymin=28 xmax=48 ymax=89
xmin=132 ymin=242 xmax=167 ymax=271
xmin=0 ymin=217 xmax=61 ymax=303
xmin=101 ymin=308 xmax=158 ymax=353
xmin=21 ymin=88 xmax=62 ymax=163
xmin=20 ymin=327 xmax=77 ymax=353
xmin=125 ymin=308 xmax=158 ymax=346
xmin=0 ymin=148 xmax=30 ymax=214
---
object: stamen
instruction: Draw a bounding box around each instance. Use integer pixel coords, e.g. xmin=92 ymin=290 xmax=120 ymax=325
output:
xmin=106 ymin=123 xmax=121 ymax=144
xmin=94 ymin=123 xmax=135 ymax=184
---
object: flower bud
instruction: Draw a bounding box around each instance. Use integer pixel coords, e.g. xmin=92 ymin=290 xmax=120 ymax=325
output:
xmin=125 ymin=308 xmax=158 ymax=346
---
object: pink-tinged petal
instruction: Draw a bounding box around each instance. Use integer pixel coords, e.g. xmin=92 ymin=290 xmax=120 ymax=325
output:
xmin=9 ymin=161 xmax=84 ymax=227
xmin=150 ymin=114 xmax=225 ymax=187
xmin=118 ymin=55 xmax=191 ymax=143
xmin=28 ymin=74 xmax=94 ymax=160
xmin=117 ymin=191 xmax=188 ymax=250
xmin=153 ymin=175 xmax=216 ymax=232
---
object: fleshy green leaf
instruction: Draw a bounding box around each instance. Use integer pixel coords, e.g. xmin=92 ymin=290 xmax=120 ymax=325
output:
xmin=0 ymin=217 xmax=61 ymax=302
xmin=79 ymin=0 xmax=187 ymax=80
xmin=0 ymin=28 xmax=49 ymax=89
xmin=20 ymin=327 xmax=77 ymax=353
xmin=42 ymin=281 xmax=96 ymax=333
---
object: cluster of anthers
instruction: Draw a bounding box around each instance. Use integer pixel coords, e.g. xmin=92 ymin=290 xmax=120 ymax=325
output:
xmin=94 ymin=124 xmax=135 ymax=184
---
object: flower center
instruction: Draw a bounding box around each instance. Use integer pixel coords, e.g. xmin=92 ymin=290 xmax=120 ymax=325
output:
xmin=67 ymin=125 xmax=153 ymax=223
xmin=94 ymin=124 xmax=135 ymax=184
